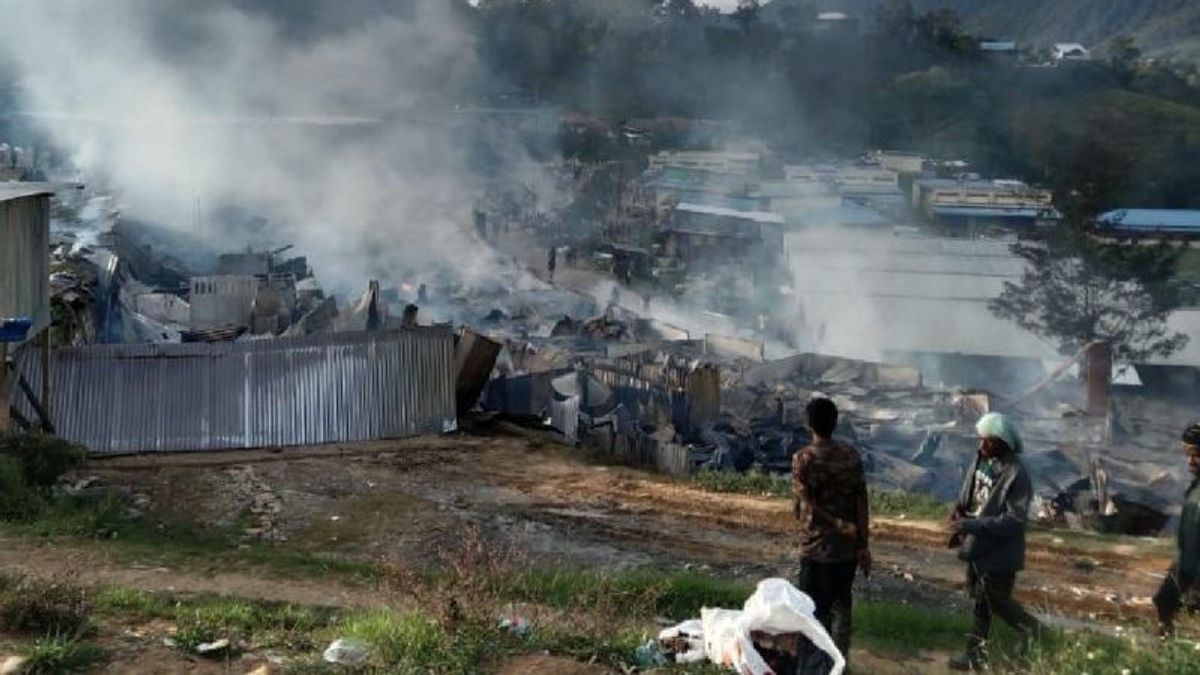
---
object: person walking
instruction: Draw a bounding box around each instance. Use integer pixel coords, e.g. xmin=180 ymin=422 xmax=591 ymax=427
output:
xmin=948 ymin=412 xmax=1042 ymax=671
xmin=1153 ymin=423 xmax=1200 ymax=637
xmin=792 ymin=397 xmax=871 ymax=668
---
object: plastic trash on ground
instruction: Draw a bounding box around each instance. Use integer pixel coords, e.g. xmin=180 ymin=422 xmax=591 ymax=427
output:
xmin=658 ymin=578 xmax=845 ymax=675
xmin=633 ymin=638 xmax=670 ymax=667
xmin=323 ymin=638 xmax=371 ymax=666
xmin=498 ymin=611 xmax=530 ymax=637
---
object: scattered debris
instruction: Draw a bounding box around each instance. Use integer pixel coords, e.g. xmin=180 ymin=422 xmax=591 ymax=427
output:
xmin=658 ymin=578 xmax=844 ymax=675
xmin=195 ymin=638 xmax=231 ymax=655
xmin=0 ymin=656 xmax=26 ymax=675
xmin=322 ymin=638 xmax=371 ymax=666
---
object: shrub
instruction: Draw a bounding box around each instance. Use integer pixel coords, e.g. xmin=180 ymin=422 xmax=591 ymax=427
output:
xmin=693 ymin=468 xmax=790 ymax=497
xmin=339 ymin=609 xmax=454 ymax=670
xmin=0 ymin=432 xmax=86 ymax=489
xmin=0 ymin=454 xmax=39 ymax=520
xmin=0 ymin=576 xmax=93 ymax=636
xmin=21 ymin=635 xmax=107 ymax=674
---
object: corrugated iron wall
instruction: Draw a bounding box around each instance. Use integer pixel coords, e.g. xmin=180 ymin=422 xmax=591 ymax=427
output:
xmin=592 ymin=357 xmax=719 ymax=438
xmin=14 ymin=329 xmax=457 ymax=454
xmin=0 ymin=194 xmax=50 ymax=342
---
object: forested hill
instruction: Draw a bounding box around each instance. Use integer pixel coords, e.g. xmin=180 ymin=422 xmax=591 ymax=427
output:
xmin=819 ymin=0 xmax=1200 ymax=61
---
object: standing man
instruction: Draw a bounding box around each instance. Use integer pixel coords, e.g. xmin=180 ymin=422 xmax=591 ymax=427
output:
xmin=1153 ymin=423 xmax=1200 ymax=637
xmin=948 ymin=412 xmax=1042 ymax=671
xmin=793 ymin=397 xmax=871 ymax=665
xmin=547 ymin=245 xmax=557 ymax=283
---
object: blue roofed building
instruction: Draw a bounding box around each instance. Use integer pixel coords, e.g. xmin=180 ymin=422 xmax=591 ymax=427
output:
xmin=1096 ymin=209 xmax=1200 ymax=240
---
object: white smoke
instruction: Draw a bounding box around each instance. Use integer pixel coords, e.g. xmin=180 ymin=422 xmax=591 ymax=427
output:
xmin=0 ymin=0 xmax=507 ymax=290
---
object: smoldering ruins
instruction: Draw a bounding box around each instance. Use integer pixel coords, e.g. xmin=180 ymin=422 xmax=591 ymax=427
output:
xmin=3 ymin=1 xmax=1200 ymax=545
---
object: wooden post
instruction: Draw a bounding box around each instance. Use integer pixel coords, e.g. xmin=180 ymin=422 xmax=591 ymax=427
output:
xmin=1085 ymin=341 xmax=1113 ymax=418
xmin=0 ymin=342 xmax=9 ymax=433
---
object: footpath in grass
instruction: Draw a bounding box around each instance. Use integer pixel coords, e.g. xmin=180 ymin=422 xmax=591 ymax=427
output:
xmin=4 ymin=559 xmax=1199 ymax=674
xmin=692 ymin=467 xmax=950 ymax=519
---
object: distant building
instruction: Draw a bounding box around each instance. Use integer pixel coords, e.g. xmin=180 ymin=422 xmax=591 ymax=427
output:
xmin=813 ymin=11 xmax=859 ymax=37
xmin=666 ymin=202 xmax=785 ymax=270
xmin=980 ymin=40 xmax=1019 ymax=60
xmin=1053 ymin=43 xmax=1091 ymax=62
xmin=750 ymin=181 xmax=836 ymax=215
xmin=642 ymin=166 xmax=760 ymax=213
xmin=1096 ymin=209 xmax=1200 ymax=240
xmin=981 ymin=41 xmax=1018 ymax=53
xmin=647 ymin=150 xmax=761 ymax=177
xmin=786 ymin=204 xmax=891 ymax=230
xmin=871 ymin=150 xmax=926 ymax=175
xmin=784 ymin=163 xmax=902 ymax=201
xmin=912 ymin=178 xmax=1056 ymax=230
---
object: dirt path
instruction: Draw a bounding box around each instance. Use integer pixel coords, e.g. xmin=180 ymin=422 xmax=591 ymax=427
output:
xmin=0 ymin=535 xmax=387 ymax=609
xmin=48 ymin=434 xmax=1172 ymax=627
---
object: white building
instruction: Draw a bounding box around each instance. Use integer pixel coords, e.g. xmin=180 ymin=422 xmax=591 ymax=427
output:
xmin=647 ymin=150 xmax=761 ymax=176
xmin=1053 ymin=43 xmax=1091 ymax=62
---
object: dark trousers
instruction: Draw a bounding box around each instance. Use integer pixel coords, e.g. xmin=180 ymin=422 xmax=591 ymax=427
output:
xmin=797 ymin=558 xmax=857 ymax=659
xmin=966 ymin=566 xmax=1041 ymax=655
xmin=1153 ymin=565 xmax=1195 ymax=634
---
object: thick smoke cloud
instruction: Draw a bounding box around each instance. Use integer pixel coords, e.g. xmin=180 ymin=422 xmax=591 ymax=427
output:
xmin=0 ymin=0 xmax=499 ymax=290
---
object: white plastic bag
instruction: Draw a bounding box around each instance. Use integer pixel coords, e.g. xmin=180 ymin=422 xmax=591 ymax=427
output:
xmin=658 ymin=578 xmax=845 ymax=675
xmin=657 ymin=618 xmax=706 ymax=664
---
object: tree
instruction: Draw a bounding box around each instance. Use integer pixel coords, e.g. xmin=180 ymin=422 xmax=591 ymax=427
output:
xmin=874 ymin=0 xmax=916 ymax=40
xmin=1106 ymin=35 xmax=1141 ymax=86
xmin=989 ymin=219 xmax=1187 ymax=366
xmin=1107 ymin=35 xmax=1141 ymax=72
xmin=733 ymin=0 xmax=760 ymax=34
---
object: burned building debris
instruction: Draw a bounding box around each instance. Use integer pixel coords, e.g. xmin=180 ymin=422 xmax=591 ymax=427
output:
xmin=1 ymin=139 xmax=1194 ymax=543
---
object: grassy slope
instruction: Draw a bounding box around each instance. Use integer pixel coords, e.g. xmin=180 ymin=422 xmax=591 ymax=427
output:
xmin=919 ymin=0 xmax=1200 ymax=60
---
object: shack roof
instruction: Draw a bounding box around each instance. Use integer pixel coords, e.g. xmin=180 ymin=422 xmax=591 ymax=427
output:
xmin=932 ymin=206 xmax=1048 ymax=219
xmin=915 ymin=178 xmax=1033 ymax=192
xmin=1097 ymin=209 xmax=1200 ymax=234
xmin=0 ymin=184 xmax=54 ymax=202
xmin=789 ymin=204 xmax=890 ymax=228
xmin=675 ymin=202 xmax=785 ymax=224
xmin=0 ymin=181 xmax=82 ymax=202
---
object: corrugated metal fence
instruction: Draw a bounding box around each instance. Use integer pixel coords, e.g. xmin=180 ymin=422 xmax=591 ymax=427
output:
xmin=14 ymin=329 xmax=457 ymax=454
xmin=0 ymin=193 xmax=51 ymax=343
xmin=592 ymin=356 xmax=719 ymax=438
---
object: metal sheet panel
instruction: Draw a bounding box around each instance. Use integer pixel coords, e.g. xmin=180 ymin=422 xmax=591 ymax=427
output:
xmin=549 ymin=395 xmax=579 ymax=443
xmin=14 ymin=329 xmax=457 ymax=454
xmin=0 ymin=193 xmax=50 ymax=344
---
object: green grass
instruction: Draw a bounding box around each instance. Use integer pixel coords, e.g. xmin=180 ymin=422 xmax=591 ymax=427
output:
xmin=0 ymin=575 xmax=94 ymax=637
xmin=498 ymin=567 xmax=752 ymax=621
xmin=692 ymin=469 xmax=950 ymax=519
xmin=694 ymin=468 xmax=789 ymax=497
xmin=20 ymin=635 xmax=107 ymax=674
xmin=20 ymin=571 xmax=1200 ymax=674
xmin=0 ymin=495 xmax=382 ymax=584
xmin=855 ymin=601 xmax=978 ymax=654
xmin=867 ymin=487 xmax=950 ymax=520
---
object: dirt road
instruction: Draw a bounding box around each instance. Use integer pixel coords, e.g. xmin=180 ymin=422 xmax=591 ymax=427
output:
xmin=62 ymin=433 xmax=1171 ymax=625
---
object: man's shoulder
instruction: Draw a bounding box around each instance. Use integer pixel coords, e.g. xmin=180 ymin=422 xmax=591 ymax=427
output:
xmin=797 ymin=441 xmax=863 ymax=467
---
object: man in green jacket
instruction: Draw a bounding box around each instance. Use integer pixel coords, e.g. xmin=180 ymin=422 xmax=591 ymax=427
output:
xmin=1153 ymin=423 xmax=1200 ymax=637
xmin=947 ymin=412 xmax=1042 ymax=671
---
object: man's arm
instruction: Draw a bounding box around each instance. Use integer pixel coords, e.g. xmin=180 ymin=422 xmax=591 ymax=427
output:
xmin=960 ymin=465 xmax=1031 ymax=539
xmin=855 ymin=474 xmax=870 ymax=553
xmin=792 ymin=448 xmax=811 ymax=523
xmin=855 ymin=460 xmax=872 ymax=576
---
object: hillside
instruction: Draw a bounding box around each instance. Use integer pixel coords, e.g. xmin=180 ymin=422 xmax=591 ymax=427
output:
xmin=928 ymin=0 xmax=1200 ymax=61
xmin=788 ymin=0 xmax=1200 ymax=61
